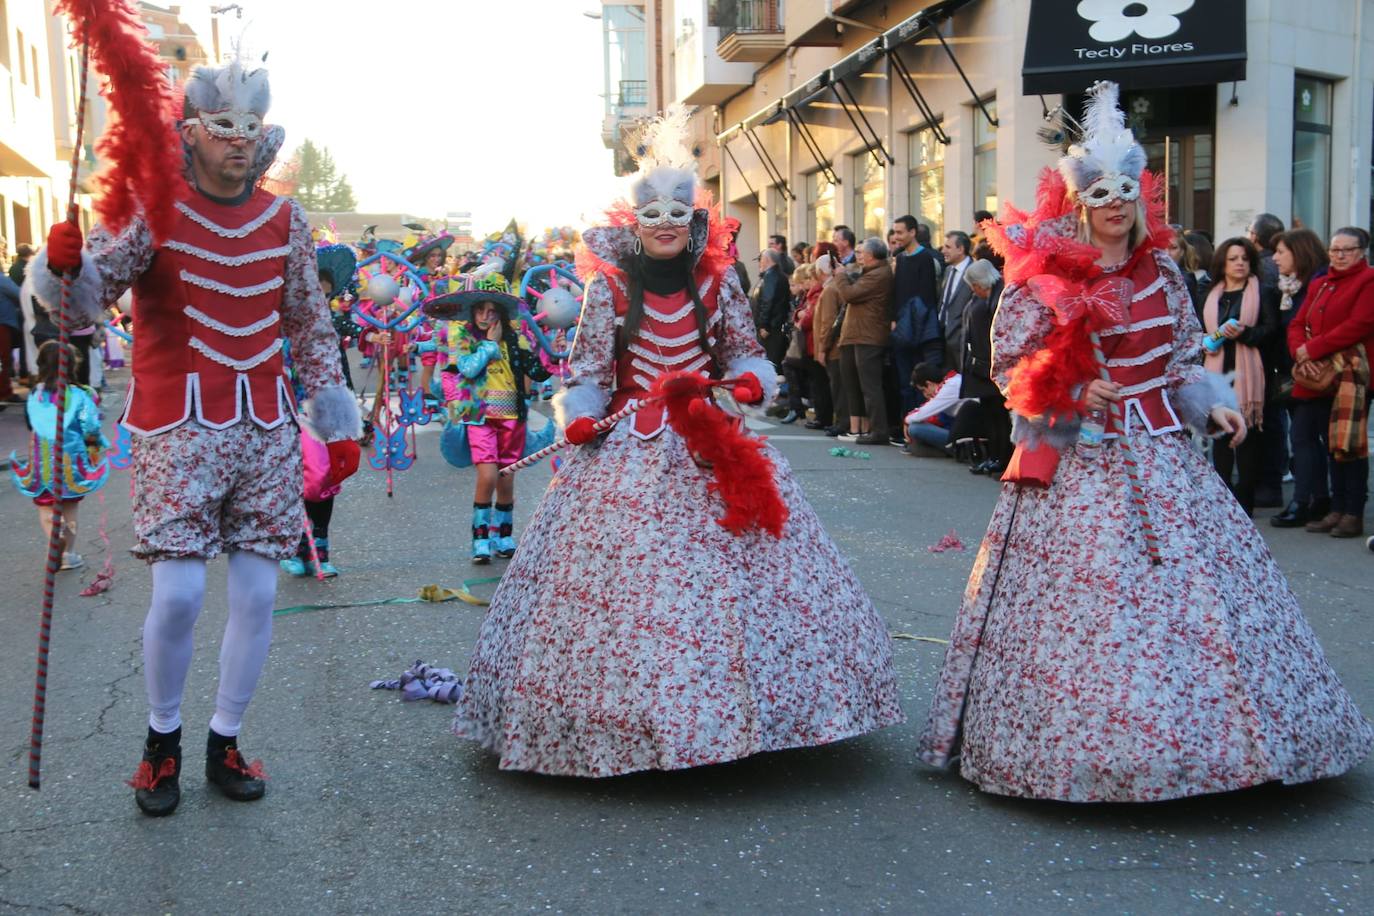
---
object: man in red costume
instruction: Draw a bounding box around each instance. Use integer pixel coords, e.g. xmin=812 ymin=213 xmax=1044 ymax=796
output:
xmin=36 ymin=59 xmax=360 ymax=817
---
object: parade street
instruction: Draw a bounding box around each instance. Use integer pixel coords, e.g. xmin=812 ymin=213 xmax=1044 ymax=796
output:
xmin=0 ymin=369 xmax=1369 ymax=915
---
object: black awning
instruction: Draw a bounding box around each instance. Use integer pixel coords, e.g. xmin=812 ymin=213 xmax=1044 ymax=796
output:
xmin=1023 ymin=0 xmax=1247 ymax=96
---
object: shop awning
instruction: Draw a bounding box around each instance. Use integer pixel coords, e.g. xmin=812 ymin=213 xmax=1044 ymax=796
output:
xmin=717 ymin=0 xmax=985 ymax=177
xmin=1023 ymin=0 xmax=1247 ymax=96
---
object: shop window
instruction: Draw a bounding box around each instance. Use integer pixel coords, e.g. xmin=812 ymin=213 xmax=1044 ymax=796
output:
xmin=852 ymin=151 xmax=885 ymax=241
xmin=767 ymin=184 xmax=789 ymax=242
xmin=1293 ymin=76 xmax=1333 ymax=238
xmin=907 ymin=124 xmax=945 ymax=239
xmin=972 ymin=99 xmax=998 ymax=216
xmin=807 ymin=171 xmax=836 ymax=244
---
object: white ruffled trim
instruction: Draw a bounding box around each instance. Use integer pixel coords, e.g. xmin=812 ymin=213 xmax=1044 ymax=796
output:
xmin=644 ymin=299 xmax=695 ymax=323
xmin=637 ymin=326 xmax=703 ymax=348
xmin=628 ymin=342 xmax=711 ymax=367
xmin=1106 ymin=343 xmax=1172 ymax=368
xmin=189 ymin=336 xmax=282 ymax=371
xmin=1100 ymin=314 xmax=1172 ymax=338
xmin=177 ymin=196 xmax=286 ymax=239
xmin=164 ymin=239 xmax=291 ymax=267
xmin=185 ymin=305 xmax=280 ymax=337
xmin=1132 ymin=275 xmax=1166 ymax=302
xmin=1118 ymin=377 xmax=1167 ymax=398
xmin=179 ymin=269 xmax=284 ymax=297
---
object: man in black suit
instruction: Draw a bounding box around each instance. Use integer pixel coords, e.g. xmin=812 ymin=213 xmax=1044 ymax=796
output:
xmin=937 ymin=231 xmax=974 ymax=372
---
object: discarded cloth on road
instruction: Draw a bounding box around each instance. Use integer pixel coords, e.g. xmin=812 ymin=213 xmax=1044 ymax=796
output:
xmin=371 ymin=659 xmax=463 ymax=704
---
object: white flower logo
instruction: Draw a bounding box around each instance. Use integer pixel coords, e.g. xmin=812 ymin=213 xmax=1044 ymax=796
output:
xmin=1077 ymin=0 xmax=1195 ymax=43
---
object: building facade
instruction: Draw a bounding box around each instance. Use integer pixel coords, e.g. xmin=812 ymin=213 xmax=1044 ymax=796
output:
xmin=607 ymin=0 xmax=1374 ymax=264
xmin=0 ymin=2 xmax=225 ymax=263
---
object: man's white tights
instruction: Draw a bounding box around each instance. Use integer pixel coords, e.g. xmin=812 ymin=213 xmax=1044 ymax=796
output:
xmin=142 ymin=552 xmax=277 ymax=738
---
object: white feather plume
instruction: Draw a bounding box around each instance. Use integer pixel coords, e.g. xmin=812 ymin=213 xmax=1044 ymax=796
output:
xmin=630 ymin=106 xmax=698 ymax=206
xmin=1059 ymin=81 xmax=1146 ymax=194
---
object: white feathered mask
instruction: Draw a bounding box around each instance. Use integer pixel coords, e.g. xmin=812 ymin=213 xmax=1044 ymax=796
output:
xmin=1058 ymin=81 xmax=1146 ymax=209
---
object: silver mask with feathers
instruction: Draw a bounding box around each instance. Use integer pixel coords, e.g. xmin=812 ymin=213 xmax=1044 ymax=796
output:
xmin=1052 ymin=81 xmax=1147 ymax=209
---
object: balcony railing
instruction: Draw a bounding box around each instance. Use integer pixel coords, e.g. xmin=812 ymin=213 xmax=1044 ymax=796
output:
xmin=618 ymin=79 xmax=648 ymax=108
xmin=712 ymin=0 xmax=782 ymax=39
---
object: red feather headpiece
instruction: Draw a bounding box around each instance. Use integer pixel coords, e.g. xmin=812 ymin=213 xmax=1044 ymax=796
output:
xmin=56 ymin=0 xmax=190 ymax=241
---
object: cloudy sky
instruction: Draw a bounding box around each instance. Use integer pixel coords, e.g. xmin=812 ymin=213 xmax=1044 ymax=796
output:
xmin=238 ymin=1 xmax=629 ymax=235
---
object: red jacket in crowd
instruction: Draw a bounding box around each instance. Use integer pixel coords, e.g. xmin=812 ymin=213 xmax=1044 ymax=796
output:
xmin=1287 ymin=260 xmax=1374 ymax=399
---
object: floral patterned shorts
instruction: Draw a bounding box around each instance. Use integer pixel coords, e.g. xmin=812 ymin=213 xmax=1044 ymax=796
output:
xmin=131 ymin=421 xmax=303 ymax=562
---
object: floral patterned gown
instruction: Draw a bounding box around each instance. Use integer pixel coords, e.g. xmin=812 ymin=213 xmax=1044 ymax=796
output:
xmin=918 ymin=251 xmax=1372 ymax=802
xmin=453 ymin=232 xmax=904 ymax=777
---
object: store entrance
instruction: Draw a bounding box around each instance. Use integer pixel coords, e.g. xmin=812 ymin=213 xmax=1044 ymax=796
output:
xmin=1121 ymin=86 xmax=1216 ymax=237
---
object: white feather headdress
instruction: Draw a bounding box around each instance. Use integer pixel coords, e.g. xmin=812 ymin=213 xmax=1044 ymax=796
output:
xmin=183 ymin=57 xmax=271 ymax=117
xmin=1058 ymin=82 xmax=1146 ymax=199
xmin=629 ymin=107 xmax=698 ymax=207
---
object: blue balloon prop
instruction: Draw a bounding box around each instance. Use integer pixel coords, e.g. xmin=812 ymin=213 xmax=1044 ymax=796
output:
xmin=439 ymin=421 xmax=473 ymax=469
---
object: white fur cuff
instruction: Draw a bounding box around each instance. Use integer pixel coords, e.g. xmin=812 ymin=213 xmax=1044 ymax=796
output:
xmin=30 ymin=248 xmax=104 ymax=328
xmin=726 ymin=355 xmax=780 ymax=406
xmin=301 ymin=384 xmax=362 ymax=442
xmin=1173 ymin=373 xmax=1237 ymax=436
xmin=553 ymin=382 xmax=610 ymax=428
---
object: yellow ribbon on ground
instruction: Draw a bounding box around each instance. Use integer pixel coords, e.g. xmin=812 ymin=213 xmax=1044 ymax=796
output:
xmin=273 ymin=577 xmax=503 ymax=617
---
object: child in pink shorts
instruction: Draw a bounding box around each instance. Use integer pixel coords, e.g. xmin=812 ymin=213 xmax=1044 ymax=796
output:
xmin=432 ymin=275 xmax=550 ymax=563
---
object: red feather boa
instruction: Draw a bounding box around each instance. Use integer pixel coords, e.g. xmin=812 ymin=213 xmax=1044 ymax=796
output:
xmin=575 ymin=190 xmax=732 ymax=286
xmin=987 ymin=168 xmax=1171 ymax=422
xmin=57 ymin=0 xmax=189 ymax=241
xmin=649 ymin=371 xmax=788 ymax=538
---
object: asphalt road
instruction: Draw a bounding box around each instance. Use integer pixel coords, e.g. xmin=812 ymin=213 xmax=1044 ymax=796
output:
xmin=1 ymin=367 xmax=1372 ymax=914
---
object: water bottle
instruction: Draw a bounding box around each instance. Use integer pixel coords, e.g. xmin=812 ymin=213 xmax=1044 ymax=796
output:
xmin=1076 ymin=407 xmax=1108 ymax=458
xmin=1202 ymin=318 xmax=1241 ymax=353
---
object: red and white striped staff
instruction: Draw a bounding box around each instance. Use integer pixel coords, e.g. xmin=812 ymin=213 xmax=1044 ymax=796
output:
xmin=1088 ymin=330 xmax=1163 ymax=565
xmin=500 ymin=377 xmax=748 ymax=477
xmin=499 ymin=398 xmax=652 ymax=476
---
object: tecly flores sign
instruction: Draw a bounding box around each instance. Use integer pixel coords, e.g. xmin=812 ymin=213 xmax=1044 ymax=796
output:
xmin=1023 ymin=0 xmax=1247 ymax=95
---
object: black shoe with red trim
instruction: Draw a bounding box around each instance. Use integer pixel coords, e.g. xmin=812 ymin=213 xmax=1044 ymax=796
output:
xmin=205 ymin=731 xmax=267 ymax=802
xmin=130 ymin=729 xmax=181 ymax=817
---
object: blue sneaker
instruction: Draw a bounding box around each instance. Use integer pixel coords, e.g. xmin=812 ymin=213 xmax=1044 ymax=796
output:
xmin=280 ymin=556 xmax=309 ymax=577
xmin=472 ymin=505 xmax=492 ymax=564
xmin=491 ymin=505 xmax=516 ymax=558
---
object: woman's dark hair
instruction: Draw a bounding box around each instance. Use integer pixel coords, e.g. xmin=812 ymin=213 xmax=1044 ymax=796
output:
xmin=1209 ymin=237 xmax=1261 ymax=285
xmin=620 ymin=251 xmax=712 ymax=359
xmin=1275 ymin=228 xmax=1328 ymax=284
xmin=1185 ymin=231 xmax=1214 ymax=272
xmin=1333 ymin=226 xmax=1370 ymax=250
xmin=36 ymin=340 xmax=78 ymax=387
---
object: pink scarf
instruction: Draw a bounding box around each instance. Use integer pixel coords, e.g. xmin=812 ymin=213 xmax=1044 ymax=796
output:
xmin=1203 ymin=276 xmax=1264 ymax=427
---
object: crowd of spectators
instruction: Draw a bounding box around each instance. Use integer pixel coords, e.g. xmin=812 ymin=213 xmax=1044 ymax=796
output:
xmin=737 ymin=214 xmax=1017 ymax=469
xmin=734 ymin=209 xmax=1372 ymax=540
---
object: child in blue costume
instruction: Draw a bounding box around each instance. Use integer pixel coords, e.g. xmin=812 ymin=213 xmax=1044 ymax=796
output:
xmin=9 ymin=341 xmax=110 ymax=570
